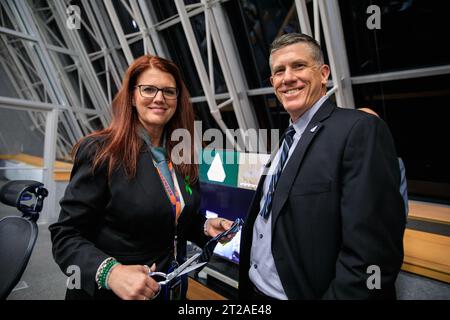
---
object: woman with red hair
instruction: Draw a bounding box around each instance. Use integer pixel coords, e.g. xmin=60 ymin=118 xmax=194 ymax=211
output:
xmin=50 ymin=55 xmax=232 ymax=300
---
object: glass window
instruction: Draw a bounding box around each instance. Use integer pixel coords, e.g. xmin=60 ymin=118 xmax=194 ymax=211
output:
xmin=193 ymin=102 xmax=219 ymax=132
xmin=220 ymin=107 xmax=239 ymax=131
xmin=0 ymin=108 xmax=46 ymax=182
xmin=352 ymin=74 xmax=450 ymax=203
xmin=193 ymin=102 xmax=240 ymax=151
xmin=151 ymin=0 xmax=178 ymax=21
xmin=224 ymin=0 xmax=301 ymax=89
xmin=189 ymin=13 xmax=227 ymax=94
xmin=151 ymin=0 xmax=201 ymax=23
xmin=160 ymin=25 xmax=203 ymax=97
xmin=251 ymin=94 xmax=290 ymax=131
xmin=339 ymin=0 xmax=450 ymax=76
xmin=193 ymin=102 xmax=239 ymax=131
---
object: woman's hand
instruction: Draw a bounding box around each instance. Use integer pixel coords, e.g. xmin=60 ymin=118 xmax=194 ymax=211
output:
xmin=204 ymin=218 xmax=236 ymax=243
xmin=107 ymin=263 xmax=160 ymax=300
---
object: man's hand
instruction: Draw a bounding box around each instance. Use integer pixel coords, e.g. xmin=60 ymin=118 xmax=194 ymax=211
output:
xmin=204 ymin=218 xmax=236 ymax=243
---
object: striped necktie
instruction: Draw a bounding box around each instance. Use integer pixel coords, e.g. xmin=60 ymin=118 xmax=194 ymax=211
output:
xmin=259 ymin=125 xmax=296 ymax=219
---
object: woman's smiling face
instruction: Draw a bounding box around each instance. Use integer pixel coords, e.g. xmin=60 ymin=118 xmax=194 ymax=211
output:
xmin=133 ymin=67 xmax=177 ymax=132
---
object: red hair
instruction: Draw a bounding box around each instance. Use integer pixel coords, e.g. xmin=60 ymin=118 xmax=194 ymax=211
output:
xmin=73 ymin=55 xmax=198 ymax=183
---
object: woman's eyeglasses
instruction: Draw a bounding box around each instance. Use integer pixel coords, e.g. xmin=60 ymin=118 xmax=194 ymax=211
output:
xmin=135 ymin=85 xmax=178 ymax=99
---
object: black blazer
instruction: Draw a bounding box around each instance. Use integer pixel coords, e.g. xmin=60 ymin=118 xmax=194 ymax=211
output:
xmin=49 ymin=137 xmax=209 ymax=299
xmin=239 ymin=99 xmax=406 ymax=299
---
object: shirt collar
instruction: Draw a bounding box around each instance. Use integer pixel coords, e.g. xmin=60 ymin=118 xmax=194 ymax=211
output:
xmin=290 ymin=95 xmax=328 ymax=135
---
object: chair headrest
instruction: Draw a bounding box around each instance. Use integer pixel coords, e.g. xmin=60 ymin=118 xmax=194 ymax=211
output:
xmin=0 ymin=180 xmax=48 ymax=221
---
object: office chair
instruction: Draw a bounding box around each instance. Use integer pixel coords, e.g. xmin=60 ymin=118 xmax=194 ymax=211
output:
xmin=0 ymin=180 xmax=48 ymax=300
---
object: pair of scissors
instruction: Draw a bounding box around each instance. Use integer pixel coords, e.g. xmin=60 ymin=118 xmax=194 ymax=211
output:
xmin=148 ymin=252 xmax=207 ymax=285
xmin=148 ymin=218 xmax=243 ymax=284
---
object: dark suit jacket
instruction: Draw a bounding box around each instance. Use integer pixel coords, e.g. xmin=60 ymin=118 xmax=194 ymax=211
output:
xmin=239 ymin=99 xmax=406 ymax=299
xmin=49 ymin=137 xmax=209 ymax=299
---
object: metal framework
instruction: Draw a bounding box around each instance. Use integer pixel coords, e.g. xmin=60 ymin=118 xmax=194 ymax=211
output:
xmin=1 ymin=0 xmax=449 ymax=222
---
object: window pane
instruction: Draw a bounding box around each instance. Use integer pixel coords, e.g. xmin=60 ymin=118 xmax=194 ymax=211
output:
xmin=225 ymin=0 xmax=300 ymax=89
xmin=340 ymin=0 xmax=449 ymax=75
xmin=160 ymin=25 xmax=203 ymax=96
xmin=151 ymin=0 xmax=178 ymax=21
xmin=0 ymin=108 xmax=45 ymax=182
xmin=352 ymin=74 xmax=450 ymax=203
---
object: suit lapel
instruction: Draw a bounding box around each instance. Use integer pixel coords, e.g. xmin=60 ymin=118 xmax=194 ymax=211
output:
xmin=271 ymin=99 xmax=336 ymax=228
xmin=136 ymin=151 xmax=158 ymax=197
xmin=136 ymin=151 xmax=173 ymax=212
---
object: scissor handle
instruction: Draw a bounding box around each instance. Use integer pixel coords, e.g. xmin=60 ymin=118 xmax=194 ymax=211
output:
xmin=149 ymin=271 xmax=173 ymax=286
xmin=148 ymin=271 xmax=167 ymax=278
xmin=148 ymin=271 xmax=168 ymax=284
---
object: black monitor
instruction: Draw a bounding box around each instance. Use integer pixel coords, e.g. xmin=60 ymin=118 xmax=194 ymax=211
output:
xmin=199 ymin=182 xmax=255 ymax=264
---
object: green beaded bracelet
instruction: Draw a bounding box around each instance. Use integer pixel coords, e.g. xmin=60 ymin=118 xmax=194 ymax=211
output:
xmin=100 ymin=260 xmax=119 ymax=289
xmin=96 ymin=257 xmax=120 ymax=290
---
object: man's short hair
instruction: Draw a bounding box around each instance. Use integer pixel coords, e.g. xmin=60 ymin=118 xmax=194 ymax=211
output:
xmin=269 ymin=33 xmax=324 ymax=70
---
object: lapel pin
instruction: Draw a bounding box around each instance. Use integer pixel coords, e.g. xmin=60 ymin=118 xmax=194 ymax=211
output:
xmin=310 ymin=125 xmax=318 ymax=133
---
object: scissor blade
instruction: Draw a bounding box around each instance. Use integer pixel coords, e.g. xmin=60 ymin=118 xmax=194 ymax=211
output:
xmin=176 ymin=262 xmax=207 ymax=277
xmin=166 ymin=252 xmax=201 ymax=280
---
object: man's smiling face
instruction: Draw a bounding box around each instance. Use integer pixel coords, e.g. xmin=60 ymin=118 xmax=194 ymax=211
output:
xmin=270 ymin=43 xmax=330 ymax=122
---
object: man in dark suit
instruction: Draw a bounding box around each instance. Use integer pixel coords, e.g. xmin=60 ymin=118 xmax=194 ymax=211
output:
xmin=239 ymin=33 xmax=405 ymax=300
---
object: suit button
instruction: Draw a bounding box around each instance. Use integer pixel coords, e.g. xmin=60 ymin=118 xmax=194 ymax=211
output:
xmin=254 ymin=264 xmax=258 ymax=269
xmin=259 ymin=234 xmax=263 ymax=239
